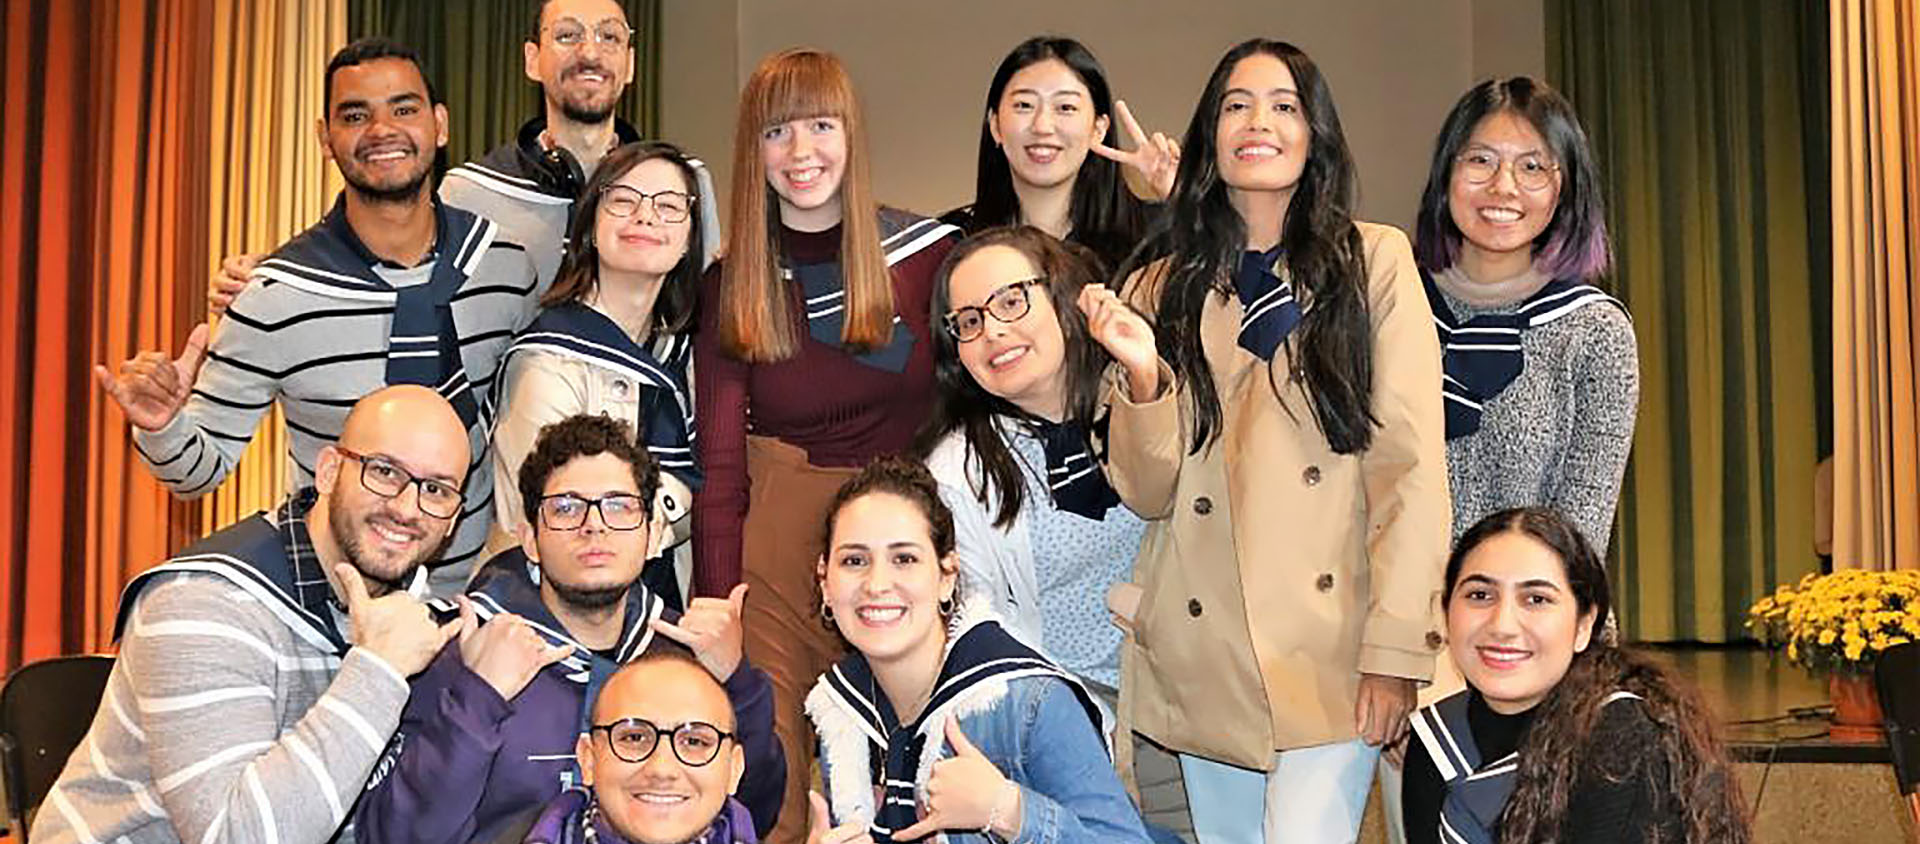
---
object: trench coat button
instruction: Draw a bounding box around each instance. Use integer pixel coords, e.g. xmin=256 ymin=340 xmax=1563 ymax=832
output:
xmin=1193 ymin=496 xmax=1214 ymax=515
xmin=1302 ymin=465 xmax=1322 ymax=486
xmin=611 ymin=378 xmax=632 ymax=399
xmin=1187 ymin=598 xmax=1203 ymax=618
xmin=1425 ymin=630 xmax=1445 ymax=650
xmin=1316 ymin=573 xmax=1335 ymax=592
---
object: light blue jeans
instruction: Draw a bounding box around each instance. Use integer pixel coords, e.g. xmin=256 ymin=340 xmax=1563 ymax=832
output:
xmin=1178 ymin=739 xmax=1381 ymax=844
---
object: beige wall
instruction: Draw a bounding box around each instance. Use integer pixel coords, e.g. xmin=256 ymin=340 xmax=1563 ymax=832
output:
xmin=661 ymin=0 xmax=1546 ymax=233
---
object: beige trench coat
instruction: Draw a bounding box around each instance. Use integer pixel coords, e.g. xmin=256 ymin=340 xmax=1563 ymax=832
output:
xmin=1104 ymin=221 xmax=1450 ymax=769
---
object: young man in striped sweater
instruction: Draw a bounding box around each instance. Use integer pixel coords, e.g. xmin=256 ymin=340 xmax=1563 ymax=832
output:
xmin=98 ymin=38 xmax=541 ymax=594
xmin=31 ymin=385 xmax=480 ymax=844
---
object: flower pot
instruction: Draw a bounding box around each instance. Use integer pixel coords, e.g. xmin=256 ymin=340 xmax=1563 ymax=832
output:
xmin=1829 ymin=671 xmax=1886 ymax=741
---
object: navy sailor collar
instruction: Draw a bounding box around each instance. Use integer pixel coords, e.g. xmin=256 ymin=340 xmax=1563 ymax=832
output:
xmin=456 ymin=548 xmax=670 ymax=683
xmin=252 ymin=193 xmax=498 ymax=302
xmin=452 ymin=117 xmax=645 ymax=205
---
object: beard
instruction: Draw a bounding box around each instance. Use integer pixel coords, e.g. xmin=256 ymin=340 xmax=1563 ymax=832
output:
xmin=549 ymin=61 xmax=620 ymax=126
xmin=342 ymin=165 xmax=431 ymax=205
xmin=546 ymin=572 xmax=629 ymax=611
xmin=330 ymin=499 xmax=443 ymax=596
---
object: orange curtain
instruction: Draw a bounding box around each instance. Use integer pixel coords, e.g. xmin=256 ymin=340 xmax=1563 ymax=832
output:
xmin=1 ymin=0 xmax=343 ymax=673
xmin=1831 ymin=0 xmax=1920 ymax=572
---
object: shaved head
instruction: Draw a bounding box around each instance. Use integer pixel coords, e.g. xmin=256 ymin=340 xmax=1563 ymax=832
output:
xmin=315 ymin=385 xmax=472 ymax=595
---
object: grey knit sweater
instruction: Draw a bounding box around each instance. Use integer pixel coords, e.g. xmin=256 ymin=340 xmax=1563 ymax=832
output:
xmin=1436 ymin=285 xmax=1640 ymax=554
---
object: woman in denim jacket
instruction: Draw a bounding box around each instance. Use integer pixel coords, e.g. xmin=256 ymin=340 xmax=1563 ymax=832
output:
xmin=803 ymin=457 xmax=1152 ymax=844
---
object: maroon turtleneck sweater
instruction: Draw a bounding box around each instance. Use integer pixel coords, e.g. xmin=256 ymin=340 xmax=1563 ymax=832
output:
xmin=691 ymin=222 xmax=954 ymax=597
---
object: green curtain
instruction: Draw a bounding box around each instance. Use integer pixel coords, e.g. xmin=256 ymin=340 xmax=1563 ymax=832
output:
xmin=347 ymin=0 xmax=662 ymax=172
xmin=1547 ymin=0 xmax=1832 ymax=642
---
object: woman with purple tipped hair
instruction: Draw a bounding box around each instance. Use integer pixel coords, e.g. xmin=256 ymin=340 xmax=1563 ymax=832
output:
xmin=1412 ymin=76 xmax=1639 ymax=557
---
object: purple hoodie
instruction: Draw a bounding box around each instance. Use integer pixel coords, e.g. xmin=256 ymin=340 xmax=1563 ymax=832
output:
xmin=353 ymin=551 xmax=785 ymax=844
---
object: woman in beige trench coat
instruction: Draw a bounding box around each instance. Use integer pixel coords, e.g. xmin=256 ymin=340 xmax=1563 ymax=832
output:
xmin=1094 ymin=39 xmax=1451 ymax=844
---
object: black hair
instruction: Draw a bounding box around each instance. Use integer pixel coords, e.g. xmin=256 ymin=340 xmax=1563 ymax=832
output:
xmin=517 ymin=414 xmax=662 ymax=529
xmin=1445 ymin=508 xmax=1752 ymax=844
xmin=547 ymin=141 xmax=703 ymax=336
xmin=324 ymin=37 xmax=440 ymax=109
xmin=1119 ymin=39 xmax=1375 ymax=454
xmin=964 ymin=36 xmax=1150 ymax=271
xmin=914 ymin=226 xmax=1112 ymax=527
xmin=1414 ymin=76 xmax=1612 ymax=281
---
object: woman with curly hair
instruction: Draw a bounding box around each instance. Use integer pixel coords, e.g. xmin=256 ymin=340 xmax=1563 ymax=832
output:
xmin=1403 ymin=507 xmax=1751 ymax=844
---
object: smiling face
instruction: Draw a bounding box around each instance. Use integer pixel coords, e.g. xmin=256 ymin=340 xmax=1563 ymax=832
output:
xmin=818 ymin=492 xmax=958 ymax=669
xmin=523 ymin=452 xmax=653 ymax=611
xmin=761 ymin=115 xmax=848 ymax=231
xmin=946 ymin=244 xmax=1069 ymax=420
xmin=1446 ymin=530 xmax=1598 ymax=714
xmin=319 ymin=57 xmax=447 ymax=204
xmin=1214 ymin=52 xmax=1310 ymax=201
xmin=1448 ymin=110 xmax=1563 ymax=273
xmin=988 ymin=58 xmax=1109 ymax=194
xmin=595 ymin=157 xmax=694 ymax=278
xmin=524 ymin=0 xmax=634 ymax=126
xmin=579 ymin=657 xmax=744 ymax=844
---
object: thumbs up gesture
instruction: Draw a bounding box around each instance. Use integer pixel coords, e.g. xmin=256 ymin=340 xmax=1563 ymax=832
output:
xmin=892 ymin=717 xmax=1022 ymax=841
xmin=95 ymin=322 xmax=211 ymax=432
xmin=649 ymin=583 xmax=748 ymax=681
xmin=805 ymin=790 xmax=875 ymax=844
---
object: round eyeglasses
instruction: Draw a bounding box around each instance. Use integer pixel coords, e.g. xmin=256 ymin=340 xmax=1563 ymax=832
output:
xmin=591 ymin=718 xmax=734 ymax=766
xmin=543 ymin=19 xmax=632 ymax=51
xmin=537 ymin=493 xmax=648 ymax=531
xmin=943 ymin=278 xmax=1043 ymax=343
xmin=601 ymin=185 xmax=693 ymax=224
xmin=1454 ymin=149 xmax=1560 ymax=192
xmin=333 ymin=447 xmax=464 ymax=519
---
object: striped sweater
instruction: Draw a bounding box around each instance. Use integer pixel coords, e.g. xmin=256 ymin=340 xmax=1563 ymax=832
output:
xmin=131 ymin=200 xmax=541 ymax=591
xmin=29 ymin=576 xmax=409 ymax=844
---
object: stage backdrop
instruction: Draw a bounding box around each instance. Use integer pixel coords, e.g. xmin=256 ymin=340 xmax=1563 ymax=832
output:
xmin=1550 ymin=0 xmax=1833 ymax=641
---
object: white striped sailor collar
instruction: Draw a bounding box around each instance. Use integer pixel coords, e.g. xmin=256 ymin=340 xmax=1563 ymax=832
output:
xmin=497 ymin=302 xmax=695 ymax=430
xmin=251 ymin=193 xmax=499 ymax=302
xmin=450 ymin=116 xmax=645 ymax=205
xmin=449 ymin=547 xmax=667 ymax=684
xmin=803 ymin=596 xmax=1109 ymax=840
xmin=114 ymin=487 xmax=429 ymax=657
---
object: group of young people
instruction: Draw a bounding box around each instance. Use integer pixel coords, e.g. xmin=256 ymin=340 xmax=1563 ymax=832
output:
xmin=49 ymin=1 xmax=1758 ymax=843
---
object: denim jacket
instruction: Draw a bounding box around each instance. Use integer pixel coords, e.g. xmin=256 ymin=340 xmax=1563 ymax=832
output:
xmin=805 ymin=605 xmax=1151 ymax=844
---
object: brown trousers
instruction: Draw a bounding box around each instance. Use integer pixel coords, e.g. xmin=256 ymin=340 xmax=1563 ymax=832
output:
xmin=740 ymin=436 xmax=856 ymax=844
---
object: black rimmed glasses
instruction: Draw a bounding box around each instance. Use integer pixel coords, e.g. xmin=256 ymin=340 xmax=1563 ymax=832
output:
xmin=591 ymin=718 xmax=734 ymax=766
xmin=537 ymin=493 xmax=648 ymax=531
xmin=333 ymin=447 xmax=465 ymax=519
xmin=600 ymin=185 xmax=693 ymax=224
xmin=943 ymin=278 xmax=1043 ymax=342
xmin=544 ymin=18 xmax=632 ymax=51
xmin=1454 ymin=148 xmax=1560 ymax=192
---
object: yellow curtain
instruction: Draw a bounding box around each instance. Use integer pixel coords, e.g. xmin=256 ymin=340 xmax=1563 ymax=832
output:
xmin=1831 ymin=0 xmax=1920 ymax=572
xmin=197 ymin=0 xmax=348 ymax=539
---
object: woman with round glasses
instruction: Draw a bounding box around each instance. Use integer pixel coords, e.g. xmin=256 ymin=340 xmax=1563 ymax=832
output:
xmin=491 ymin=141 xmax=707 ymax=608
xmin=1412 ymin=78 xmax=1637 ymax=555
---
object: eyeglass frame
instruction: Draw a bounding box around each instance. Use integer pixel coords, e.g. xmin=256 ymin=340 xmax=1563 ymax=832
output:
xmin=331 ymin=447 xmax=466 ymax=520
xmin=589 ymin=717 xmax=736 ymax=767
xmin=1452 ymin=147 xmax=1561 ymax=192
xmin=536 ymin=492 xmax=650 ymax=532
xmin=598 ymin=184 xmax=695 ymax=224
xmin=541 ymin=18 xmax=633 ymax=51
xmin=942 ymin=277 xmax=1045 ymax=343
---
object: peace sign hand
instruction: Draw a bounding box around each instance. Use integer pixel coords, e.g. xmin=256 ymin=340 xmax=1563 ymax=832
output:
xmin=1091 ymin=99 xmax=1181 ymax=201
xmin=95 ymin=323 xmax=211 ymax=432
xmin=892 ymin=718 xmax=1022 ymax=841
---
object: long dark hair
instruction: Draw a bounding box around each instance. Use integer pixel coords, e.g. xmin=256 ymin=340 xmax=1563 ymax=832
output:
xmin=547 ymin=141 xmax=705 ymax=336
xmin=914 ymin=226 xmax=1111 ymax=527
xmin=964 ymin=37 xmax=1150 ymax=270
xmin=1120 ymin=39 xmax=1374 ymax=454
xmin=1414 ymin=77 xmax=1611 ymax=281
xmin=1445 ymin=508 xmax=1752 ymax=844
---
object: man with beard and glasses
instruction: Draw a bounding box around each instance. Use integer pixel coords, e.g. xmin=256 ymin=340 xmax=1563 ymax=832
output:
xmin=97 ymin=37 xmax=540 ymax=594
xmin=523 ymin=652 xmax=758 ymax=844
xmin=352 ymin=414 xmax=784 ymax=844
xmin=210 ymin=0 xmax=721 ymax=305
xmin=31 ymin=386 xmax=471 ymax=844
